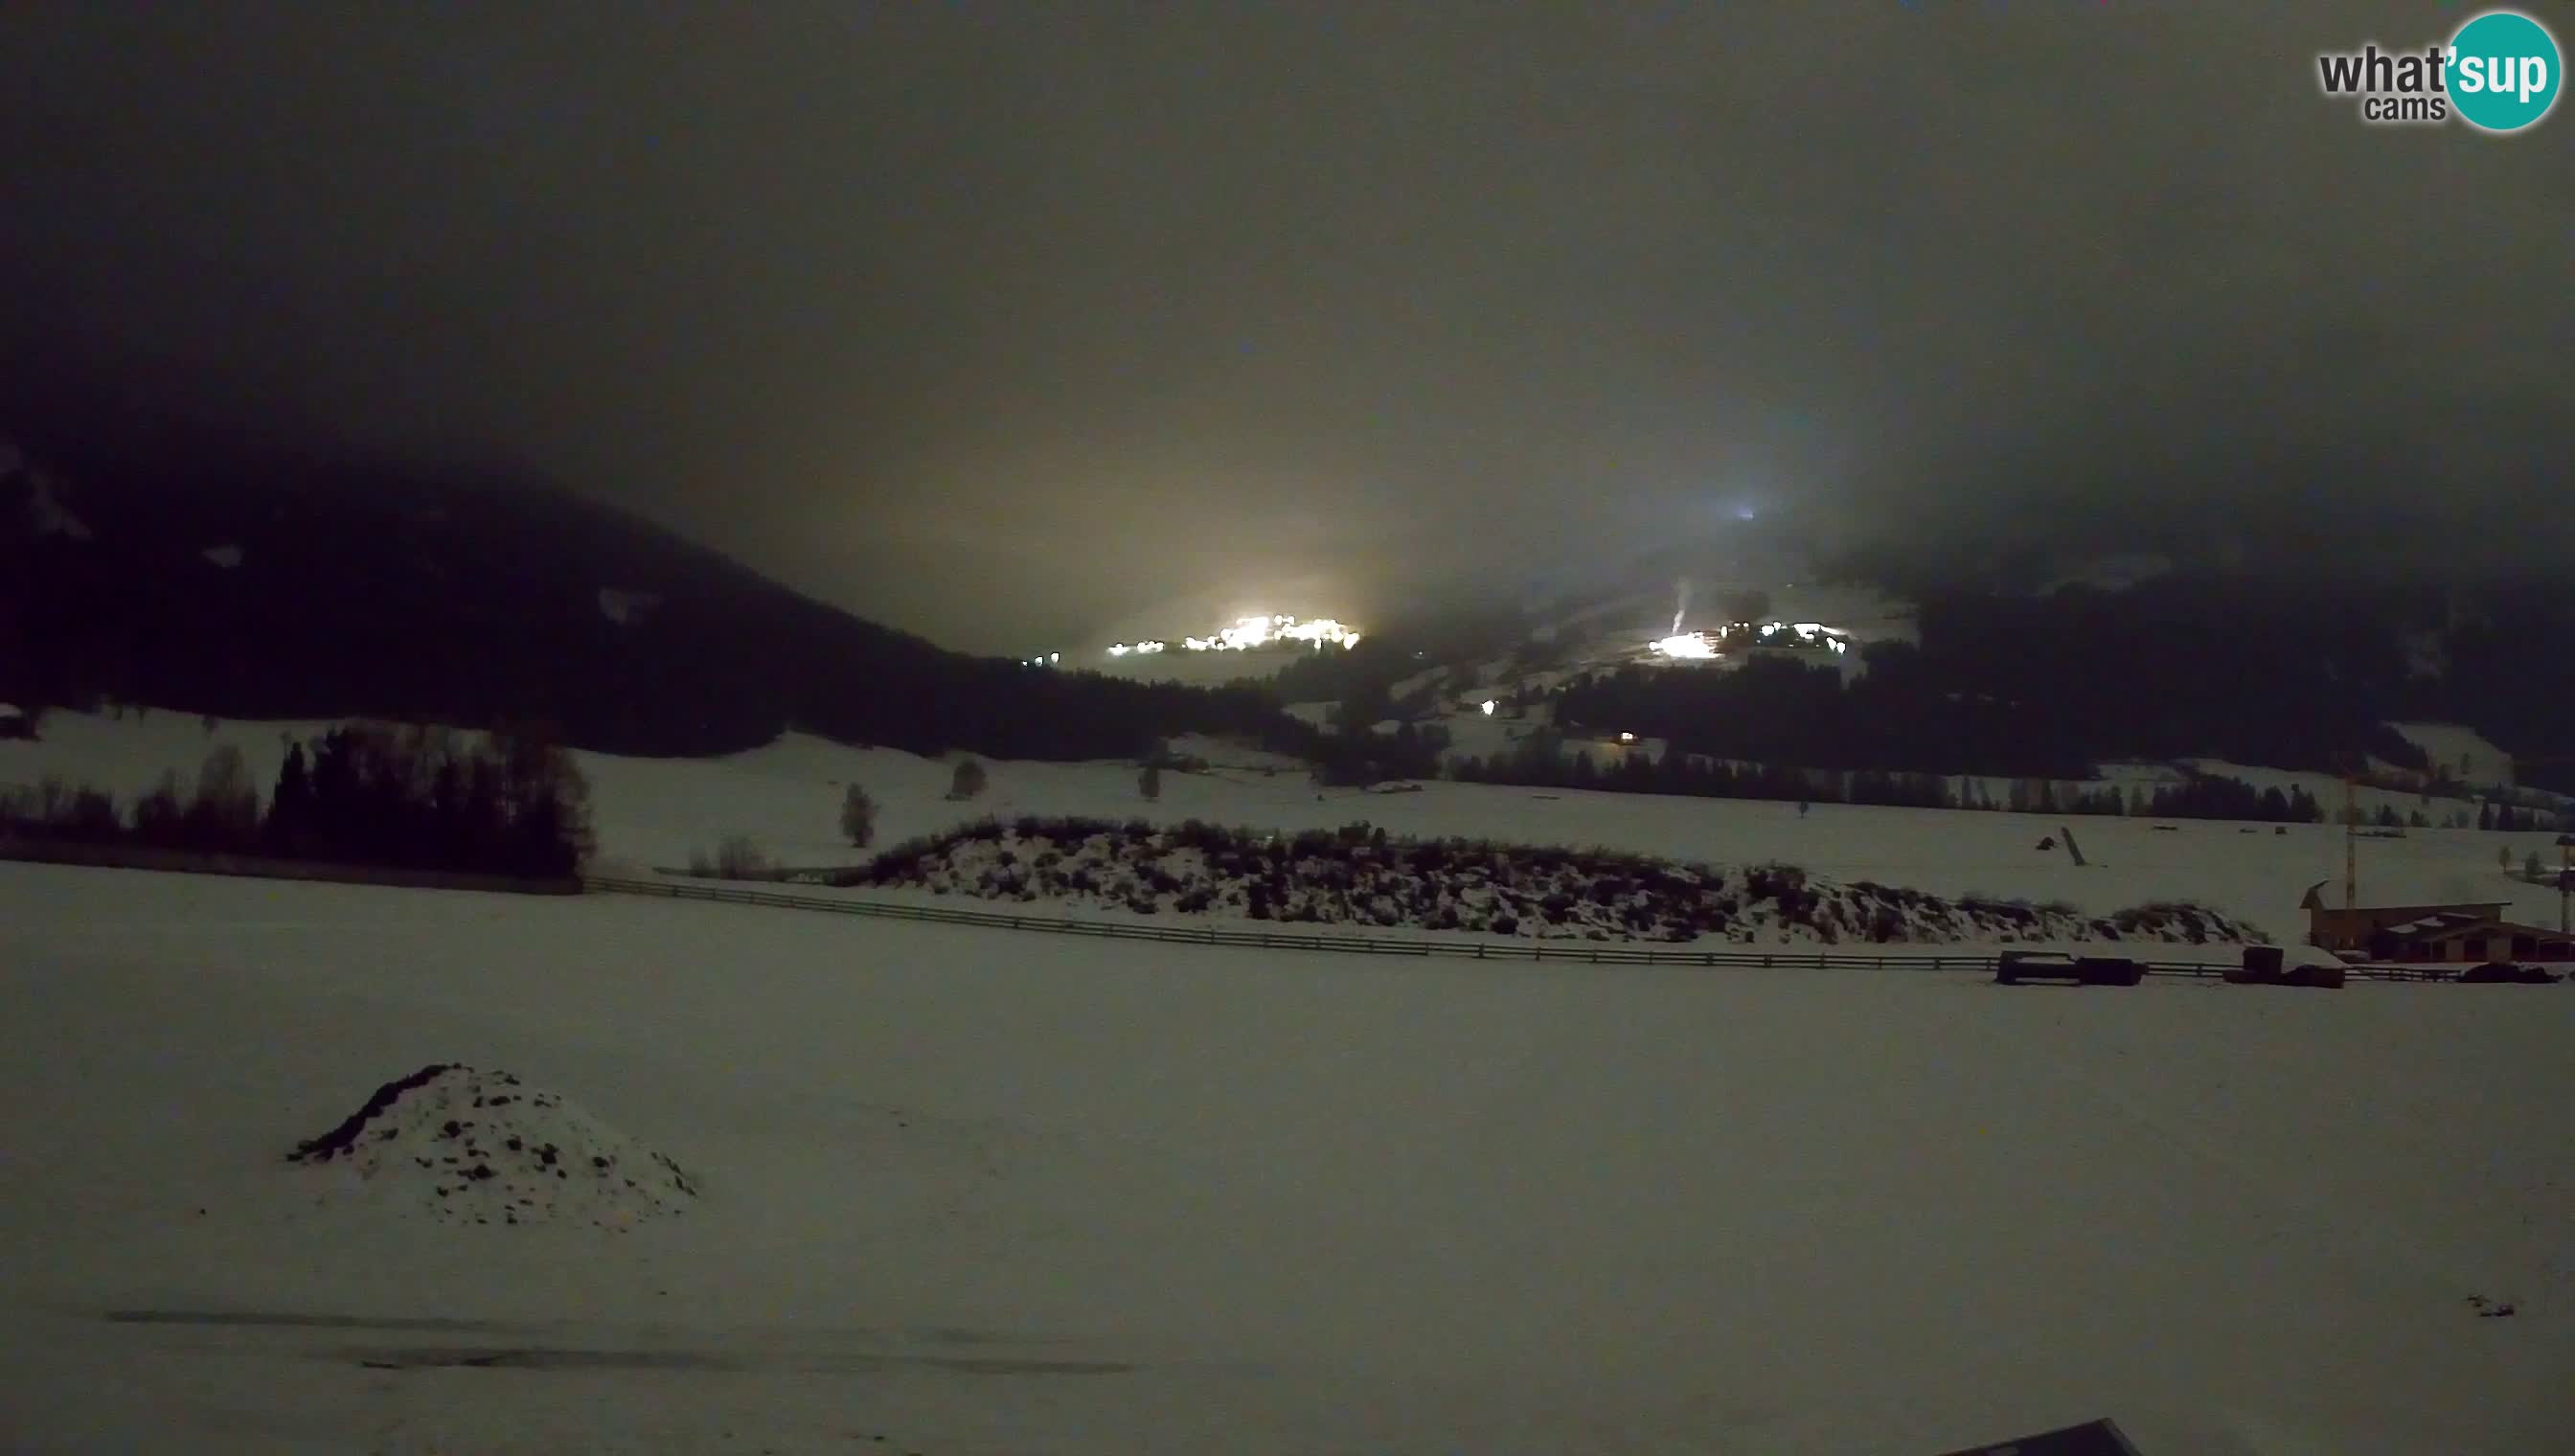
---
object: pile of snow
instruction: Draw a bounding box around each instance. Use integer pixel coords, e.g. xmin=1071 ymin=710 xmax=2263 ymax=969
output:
xmin=860 ymin=817 xmax=2267 ymax=945
xmin=286 ymin=1063 xmax=697 ymax=1230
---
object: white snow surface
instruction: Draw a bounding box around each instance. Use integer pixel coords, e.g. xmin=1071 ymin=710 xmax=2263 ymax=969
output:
xmin=286 ymin=1065 xmax=698 ymax=1229
xmin=11 ymin=709 xmax=2575 ymax=944
xmin=4 ymin=863 xmax=2571 ymax=1454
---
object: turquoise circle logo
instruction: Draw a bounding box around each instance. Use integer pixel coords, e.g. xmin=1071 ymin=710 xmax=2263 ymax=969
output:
xmin=2449 ymin=11 xmax=2561 ymax=132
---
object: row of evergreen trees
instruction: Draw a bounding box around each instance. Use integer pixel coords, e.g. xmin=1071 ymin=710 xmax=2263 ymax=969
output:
xmin=0 ymin=721 xmax=594 ymax=877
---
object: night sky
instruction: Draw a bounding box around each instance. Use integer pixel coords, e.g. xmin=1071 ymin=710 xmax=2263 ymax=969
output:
xmin=2 ymin=4 xmax=2565 ymax=651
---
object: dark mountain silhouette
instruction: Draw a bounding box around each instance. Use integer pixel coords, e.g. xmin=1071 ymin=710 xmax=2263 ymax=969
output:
xmin=0 ymin=421 xmax=1291 ymax=759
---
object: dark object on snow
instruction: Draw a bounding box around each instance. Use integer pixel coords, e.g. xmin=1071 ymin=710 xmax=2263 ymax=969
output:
xmin=2076 ymin=955 xmax=2143 ymax=987
xmin=2036 ymin=835 xmax=2056 ymax=852
xmin=1995 ymin=952 xmax=2141 ymax=988
xmin=1934 ymin=1417 xmax=2144 ymax=1456
xmin=2467 ymin=1295 xmax=2518 ymax=1317
xmin=2059 ymin=825 xmax=2087 ymax=866
xmin=2225 ymin=947 xmax=2344 ymax=989
xmin=1995 ymin=951 xmax=2082 ymax=986
xmin=287 ymin=1063 xmax=461 ymax=1163
xmin=2274 ymin=825 xmax=2288 ymax=835
xmin=2457 ymin=961 xmax=2562 ymax=985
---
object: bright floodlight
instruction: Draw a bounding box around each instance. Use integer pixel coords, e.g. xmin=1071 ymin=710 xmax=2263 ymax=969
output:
xmin=1652 ymin=632 xmax=1718 ymax=660
xmin=1177 ymin=615 xmax=1361 ymax=651
xmin=1619 ymin=731 xmax=1636 ymax=743
xmin=1479 ymin=698 xmax=1496 ymax=716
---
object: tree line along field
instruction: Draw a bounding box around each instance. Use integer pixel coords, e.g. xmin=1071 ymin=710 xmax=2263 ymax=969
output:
xmin=0 ymin=719 xmax=594 ymax=879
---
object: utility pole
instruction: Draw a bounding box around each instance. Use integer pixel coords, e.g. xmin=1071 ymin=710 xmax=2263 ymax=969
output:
xmin=2558 ymin=833 xmax=2573 ymax=942
xmin=2344 ymin=771 xmax=2358 ymax=911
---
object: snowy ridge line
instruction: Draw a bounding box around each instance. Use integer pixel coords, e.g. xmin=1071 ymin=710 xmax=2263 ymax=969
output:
xmin=582 ymin=876 xmax=2441 ymax=980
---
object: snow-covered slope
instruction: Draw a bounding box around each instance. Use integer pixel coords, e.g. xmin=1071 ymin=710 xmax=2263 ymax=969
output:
xmin=5 ymin=864 xmax=2569 ymax=1453
xmin=2388 ymin=720 xmax=2515 ymax=789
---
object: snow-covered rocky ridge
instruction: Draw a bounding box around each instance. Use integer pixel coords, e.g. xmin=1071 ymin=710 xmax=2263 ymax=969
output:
xmin=286 ymin=1063 xmax=698 ymax=1229
xmin=856 ymin=816 xmax=2266 ymax=945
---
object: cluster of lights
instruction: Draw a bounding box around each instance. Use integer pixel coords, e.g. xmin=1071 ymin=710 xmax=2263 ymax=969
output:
xmin=1651 ymin=622 xmax=1849 ymax=661
xmin=1021 ymin=652 xmax=1060 ymax=667
xmin=1108 ymin=614 xmax=1362 ymax=659
xmin=1183 ymin=614 xmax=1363 ymax=652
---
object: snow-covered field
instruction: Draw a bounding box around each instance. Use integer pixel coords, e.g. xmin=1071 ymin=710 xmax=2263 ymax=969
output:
xmin=10 ymin=711 xmax=2572 ymax=945
xmin=4 ymin=862 xmax=2569 ymax=1454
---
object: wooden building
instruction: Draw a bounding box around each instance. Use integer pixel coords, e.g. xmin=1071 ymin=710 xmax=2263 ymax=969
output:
xmin=2300 ymin=888 xmax=2572 ymax=962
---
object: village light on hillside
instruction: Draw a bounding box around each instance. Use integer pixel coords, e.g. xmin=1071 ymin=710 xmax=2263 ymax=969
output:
xmin=1619 ymin=731 xmax=1636 ymax=743
xmin=1109 ymin=615 xmax=1360 ymax=661
xmin=1479 ymin=698 xmax=1496 ymax=717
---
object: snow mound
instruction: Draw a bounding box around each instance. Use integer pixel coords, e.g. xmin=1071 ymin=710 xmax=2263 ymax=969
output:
xmin=286 ymin=1064 xmax=697 ymax=1230
xmin=862 ymin=817 xmax=2269 ymax=946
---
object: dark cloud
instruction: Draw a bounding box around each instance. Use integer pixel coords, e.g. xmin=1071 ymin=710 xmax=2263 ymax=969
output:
xmin=2 ymin=3 xmax=2566 ymax=650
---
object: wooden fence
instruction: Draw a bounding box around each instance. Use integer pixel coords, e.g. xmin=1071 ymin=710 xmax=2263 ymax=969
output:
xmin=581 ymin=876 xmax=2450 ymax=981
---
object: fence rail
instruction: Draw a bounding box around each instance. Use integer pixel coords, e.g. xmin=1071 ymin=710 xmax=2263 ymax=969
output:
xmin=0 ymin=836 xmax=581 ymax=896
xmin=580 ymin=876 xmax=2448 ymax=981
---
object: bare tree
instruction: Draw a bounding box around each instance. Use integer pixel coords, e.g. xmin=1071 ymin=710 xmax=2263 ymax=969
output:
xmin=190 ymin=743 xmax=262 ymax=846
xmin=716 ymin=834 xmax=772 ymax=879
xmin=839 ymin=783 xmax=878 ymax=848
